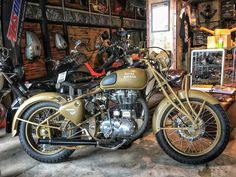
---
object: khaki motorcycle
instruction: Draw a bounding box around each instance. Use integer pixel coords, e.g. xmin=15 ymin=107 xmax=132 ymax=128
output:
xmin=11 ymin=47 xmax=230 ymax=164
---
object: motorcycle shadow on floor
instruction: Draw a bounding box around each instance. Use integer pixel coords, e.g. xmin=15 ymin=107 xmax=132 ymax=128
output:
xmin=67 ymin=131 xmax=236 ymax=168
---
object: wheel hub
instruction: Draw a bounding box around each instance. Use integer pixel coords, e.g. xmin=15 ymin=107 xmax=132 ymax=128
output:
xmin=37 ymin=127 xmax=49 ymax=138
xmin=175 ymin=117 xmax=205 ymax=141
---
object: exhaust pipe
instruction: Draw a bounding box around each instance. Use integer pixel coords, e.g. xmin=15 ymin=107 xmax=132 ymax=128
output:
xmin=38 ymin=138 xmax=97 ymax=146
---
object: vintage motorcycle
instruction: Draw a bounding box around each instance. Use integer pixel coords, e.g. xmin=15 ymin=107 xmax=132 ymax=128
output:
xmin=11 ymin=47 xmax=230 ymax=164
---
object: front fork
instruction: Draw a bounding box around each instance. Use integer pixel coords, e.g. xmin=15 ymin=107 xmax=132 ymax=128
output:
xmin=148 ymin=62 xmax=205 ymax=129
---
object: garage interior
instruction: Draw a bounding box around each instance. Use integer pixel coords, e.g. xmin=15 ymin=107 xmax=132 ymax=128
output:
xmin=0 ymin=0 xmax=236 ymax=177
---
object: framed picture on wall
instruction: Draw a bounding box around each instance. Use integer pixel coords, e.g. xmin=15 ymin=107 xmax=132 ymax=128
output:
xmin=198 ymin=1 xmax=219 ymax=23
xmin=151 ymin=1 xmax=170 ymax=32
xmin=111 ymin=0 xmax=135 ymax=18
xmin=65 ymin=0 xmax=89 ymax=10
xmin=90 ymin=0 xmax=109 ymax=14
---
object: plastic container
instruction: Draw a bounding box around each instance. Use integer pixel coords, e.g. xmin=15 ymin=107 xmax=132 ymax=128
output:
xmin=218 ymin=37 xmax=224 ymax=48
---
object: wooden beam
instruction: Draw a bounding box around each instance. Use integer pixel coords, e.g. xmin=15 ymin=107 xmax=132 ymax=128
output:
xmin=39 ymin=0 xmax=52 ymax=76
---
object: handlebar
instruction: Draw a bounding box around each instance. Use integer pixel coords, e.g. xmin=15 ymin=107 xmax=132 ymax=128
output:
xmin=133 ymin=61 xmax=142 ymax=67
xmin=126 ymin=48 xmax=140 ymax=55
xmin=97 ymin=54 xmax=116 ymax=70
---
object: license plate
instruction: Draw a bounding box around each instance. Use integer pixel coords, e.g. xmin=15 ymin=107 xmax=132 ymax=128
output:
xmin=57 ymin=71 xmax=67 ymax=83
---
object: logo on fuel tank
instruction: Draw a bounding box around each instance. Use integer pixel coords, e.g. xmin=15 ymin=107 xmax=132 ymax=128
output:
xmin=123 ymin=73 xmax=137 ymax=79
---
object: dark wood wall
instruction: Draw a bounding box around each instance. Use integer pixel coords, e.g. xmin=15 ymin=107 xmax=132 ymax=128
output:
xmin=48 ymin=24 xmax=67 ymax=61
xmin=68 ymin=26 xmax=109 ymax=67
xmin=21 ymin=23 xmax=68 ymax=80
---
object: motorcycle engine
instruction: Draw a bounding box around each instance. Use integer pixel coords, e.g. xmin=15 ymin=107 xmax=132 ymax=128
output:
xmin=100 ymin=90 xmax=138 ymax=139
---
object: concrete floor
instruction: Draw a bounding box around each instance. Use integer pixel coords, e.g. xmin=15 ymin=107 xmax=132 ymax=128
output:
xmin=1 ymin=129 xmax=236 ymax=177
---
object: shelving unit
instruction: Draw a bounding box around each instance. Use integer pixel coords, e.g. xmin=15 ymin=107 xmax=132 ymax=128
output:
xmin=191 ymin=48 xmax=236 ymax=87
xmin=190 ymin=49 xmax=225 ymax=86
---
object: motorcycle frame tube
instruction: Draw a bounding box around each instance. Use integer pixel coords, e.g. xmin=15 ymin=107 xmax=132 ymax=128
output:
xmin=147 ymin=61 xmax=195 ymax=123
xmin=11 ymin=92 xmax=67 ymax=136
xmin=12 ymin=88 xmax=102 ymax=137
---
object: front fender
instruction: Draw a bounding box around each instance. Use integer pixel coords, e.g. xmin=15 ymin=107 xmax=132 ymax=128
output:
xmin=12 ymin=92 xmax=67 ymax=137
xmin=152 ymin=89 xmax=219 ymax=134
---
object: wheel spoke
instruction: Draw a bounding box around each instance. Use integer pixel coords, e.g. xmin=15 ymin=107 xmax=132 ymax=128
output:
xmin=204 ymin=132 xmax=216 ymax=140
xmin=195 ymin=140 xmax=206 ymax=152
xmin=167 ymin=129 xmax=177 ymax=136
xmin=190 ymin=140 xmax=197 ymax=153
xmin=204 ymin=116 xmax=214 ymax=125
xmin=171 ymin=137 xmax=183 ymax=144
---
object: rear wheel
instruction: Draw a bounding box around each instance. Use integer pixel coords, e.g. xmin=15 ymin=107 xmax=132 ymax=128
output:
xmin=19 ymin=102 xmax=76 ymax=163
xmin=156 ymin=98 xmax=230 ymax=164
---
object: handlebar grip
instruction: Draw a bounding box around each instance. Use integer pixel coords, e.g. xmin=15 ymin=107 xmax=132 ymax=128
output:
xmin=97 ymin=47 xmax=106 ymax=55
xmin=133 ymin=61 xmax=142 ymax=67
xmin=102 ymin=55 xmax=116 ymax=69
xmin=126 ymin=48 xmax=140 ymax=55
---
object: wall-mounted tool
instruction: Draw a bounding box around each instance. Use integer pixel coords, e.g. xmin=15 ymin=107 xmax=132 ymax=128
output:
xmin=55 ymin=33 xmax=67 ymax=50
xmin=200 ymin=4 xmax=217 ymax=22
xmin=25 ymin=31 xmax=42 ymax=61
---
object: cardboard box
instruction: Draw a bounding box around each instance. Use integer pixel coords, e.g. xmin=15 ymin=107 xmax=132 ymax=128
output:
xmin=222 ymin=35 xmax=231 ymax=48
xmin=207 ymin=35 xmax=232 ymax=49
xmin=207 ymin=36 xmax=218 ymax=48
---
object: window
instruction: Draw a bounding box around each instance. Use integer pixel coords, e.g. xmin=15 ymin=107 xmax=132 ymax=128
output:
xmin=152 ymin=1 xmax=170 ymax=32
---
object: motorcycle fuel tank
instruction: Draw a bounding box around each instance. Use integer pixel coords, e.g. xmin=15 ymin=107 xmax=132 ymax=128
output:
xmin=100 ymin=68 xmax=147 ymax=90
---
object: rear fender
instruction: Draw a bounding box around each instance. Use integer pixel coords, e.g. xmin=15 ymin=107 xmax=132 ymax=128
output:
xmin=152 ymin=90 xmax=219 ymax=134
xmin=12 ymin=92 xmax=67 ymax=137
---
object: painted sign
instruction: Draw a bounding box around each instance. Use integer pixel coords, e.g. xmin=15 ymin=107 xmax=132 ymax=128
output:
xmin=1 ymin=0 xmax=27 ymax=66
xmin=7 ymin=0 xmax=22 ymax=46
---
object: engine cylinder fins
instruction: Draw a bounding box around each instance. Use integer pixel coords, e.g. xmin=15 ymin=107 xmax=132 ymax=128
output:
xmin=111 ymin=90 xmax=139 ymax=105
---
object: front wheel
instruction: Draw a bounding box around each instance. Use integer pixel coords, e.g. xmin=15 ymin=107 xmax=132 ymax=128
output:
xmin=156 ymin=98 xmax=230 ymax=164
